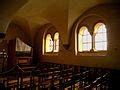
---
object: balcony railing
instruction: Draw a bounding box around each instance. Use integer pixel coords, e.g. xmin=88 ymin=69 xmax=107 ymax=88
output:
xmin=0 ymin=62 xmax=119 ymax=90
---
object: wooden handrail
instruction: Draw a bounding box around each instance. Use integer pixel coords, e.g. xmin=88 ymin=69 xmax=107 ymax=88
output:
xmin=0 ymin=64 xmax=24 ymax=75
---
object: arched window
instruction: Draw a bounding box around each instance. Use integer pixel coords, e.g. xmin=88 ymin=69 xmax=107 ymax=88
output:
xmin=54 ymin=32 xmax=59 ymax=52
xmin=78 ymin=26 xmax=92 ymax=52
xmin=94 ymin=23 xmax=107 ymax=51
xmin=45 ymin=34 xmax=53 ymax=52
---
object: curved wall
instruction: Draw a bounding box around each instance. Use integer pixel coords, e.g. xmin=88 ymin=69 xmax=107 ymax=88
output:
xmin=4 ymin=3 xmax=120 ymax=70
xmin=39 ymin=3 xmax=120 ymax=70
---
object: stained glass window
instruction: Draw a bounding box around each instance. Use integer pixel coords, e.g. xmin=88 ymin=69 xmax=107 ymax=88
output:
xmin=78 ymin=26 xmax=92 ymax=52
xmin=94 ymin=23 xmax=107 ymax=51
xmin=54 ymin=32 xmax=59 ymax=52
xmin=46 ymin=34 xmax=53 ymax=52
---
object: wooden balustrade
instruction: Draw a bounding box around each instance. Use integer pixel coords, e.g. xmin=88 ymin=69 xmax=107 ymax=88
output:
xmin=0 ymin=62 xmax=119 ymax=90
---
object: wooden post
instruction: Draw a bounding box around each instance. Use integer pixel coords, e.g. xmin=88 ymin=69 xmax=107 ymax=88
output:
xmin=32 ymin=47 xmax=39 ymax=65
xmin=7 ymin=39 xmax=16 ymax=69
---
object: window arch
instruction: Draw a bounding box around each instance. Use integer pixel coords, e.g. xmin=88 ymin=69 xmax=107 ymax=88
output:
xmin=45 ymin=34 xmax=53 ymax=52
xmin=78 ymin=26 xmax=92 ymax=52
xmin=54 ymin=32 xmax=59 ymax=52
xmin=94 ymin=23 xmax=107 ymax=51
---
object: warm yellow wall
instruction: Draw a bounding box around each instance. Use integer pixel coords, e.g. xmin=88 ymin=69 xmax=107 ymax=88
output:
xmin=5 ymin=23 xmax=32 ymax=47
xmin=4 ymin=3 xmax=120 ymax=70
xmin=37 ymin=3 xmax=120 ymax=70
xmin=0 ymin=0 xmax=28 ymax=33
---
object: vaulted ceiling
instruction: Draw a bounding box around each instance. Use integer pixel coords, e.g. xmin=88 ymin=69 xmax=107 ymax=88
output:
xmin=0 ymin=0 xmax=120 ymax=34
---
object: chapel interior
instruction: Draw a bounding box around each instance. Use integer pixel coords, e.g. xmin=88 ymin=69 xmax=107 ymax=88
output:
xmin=0 ymin=0 xmax=120 ymax=90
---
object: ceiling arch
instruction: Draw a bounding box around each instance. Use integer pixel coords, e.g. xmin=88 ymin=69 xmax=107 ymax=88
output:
xmin=0 ymin=0 xmax=28 ymax=33
xmin=1 ymin=0 xmax=120 ymax=44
